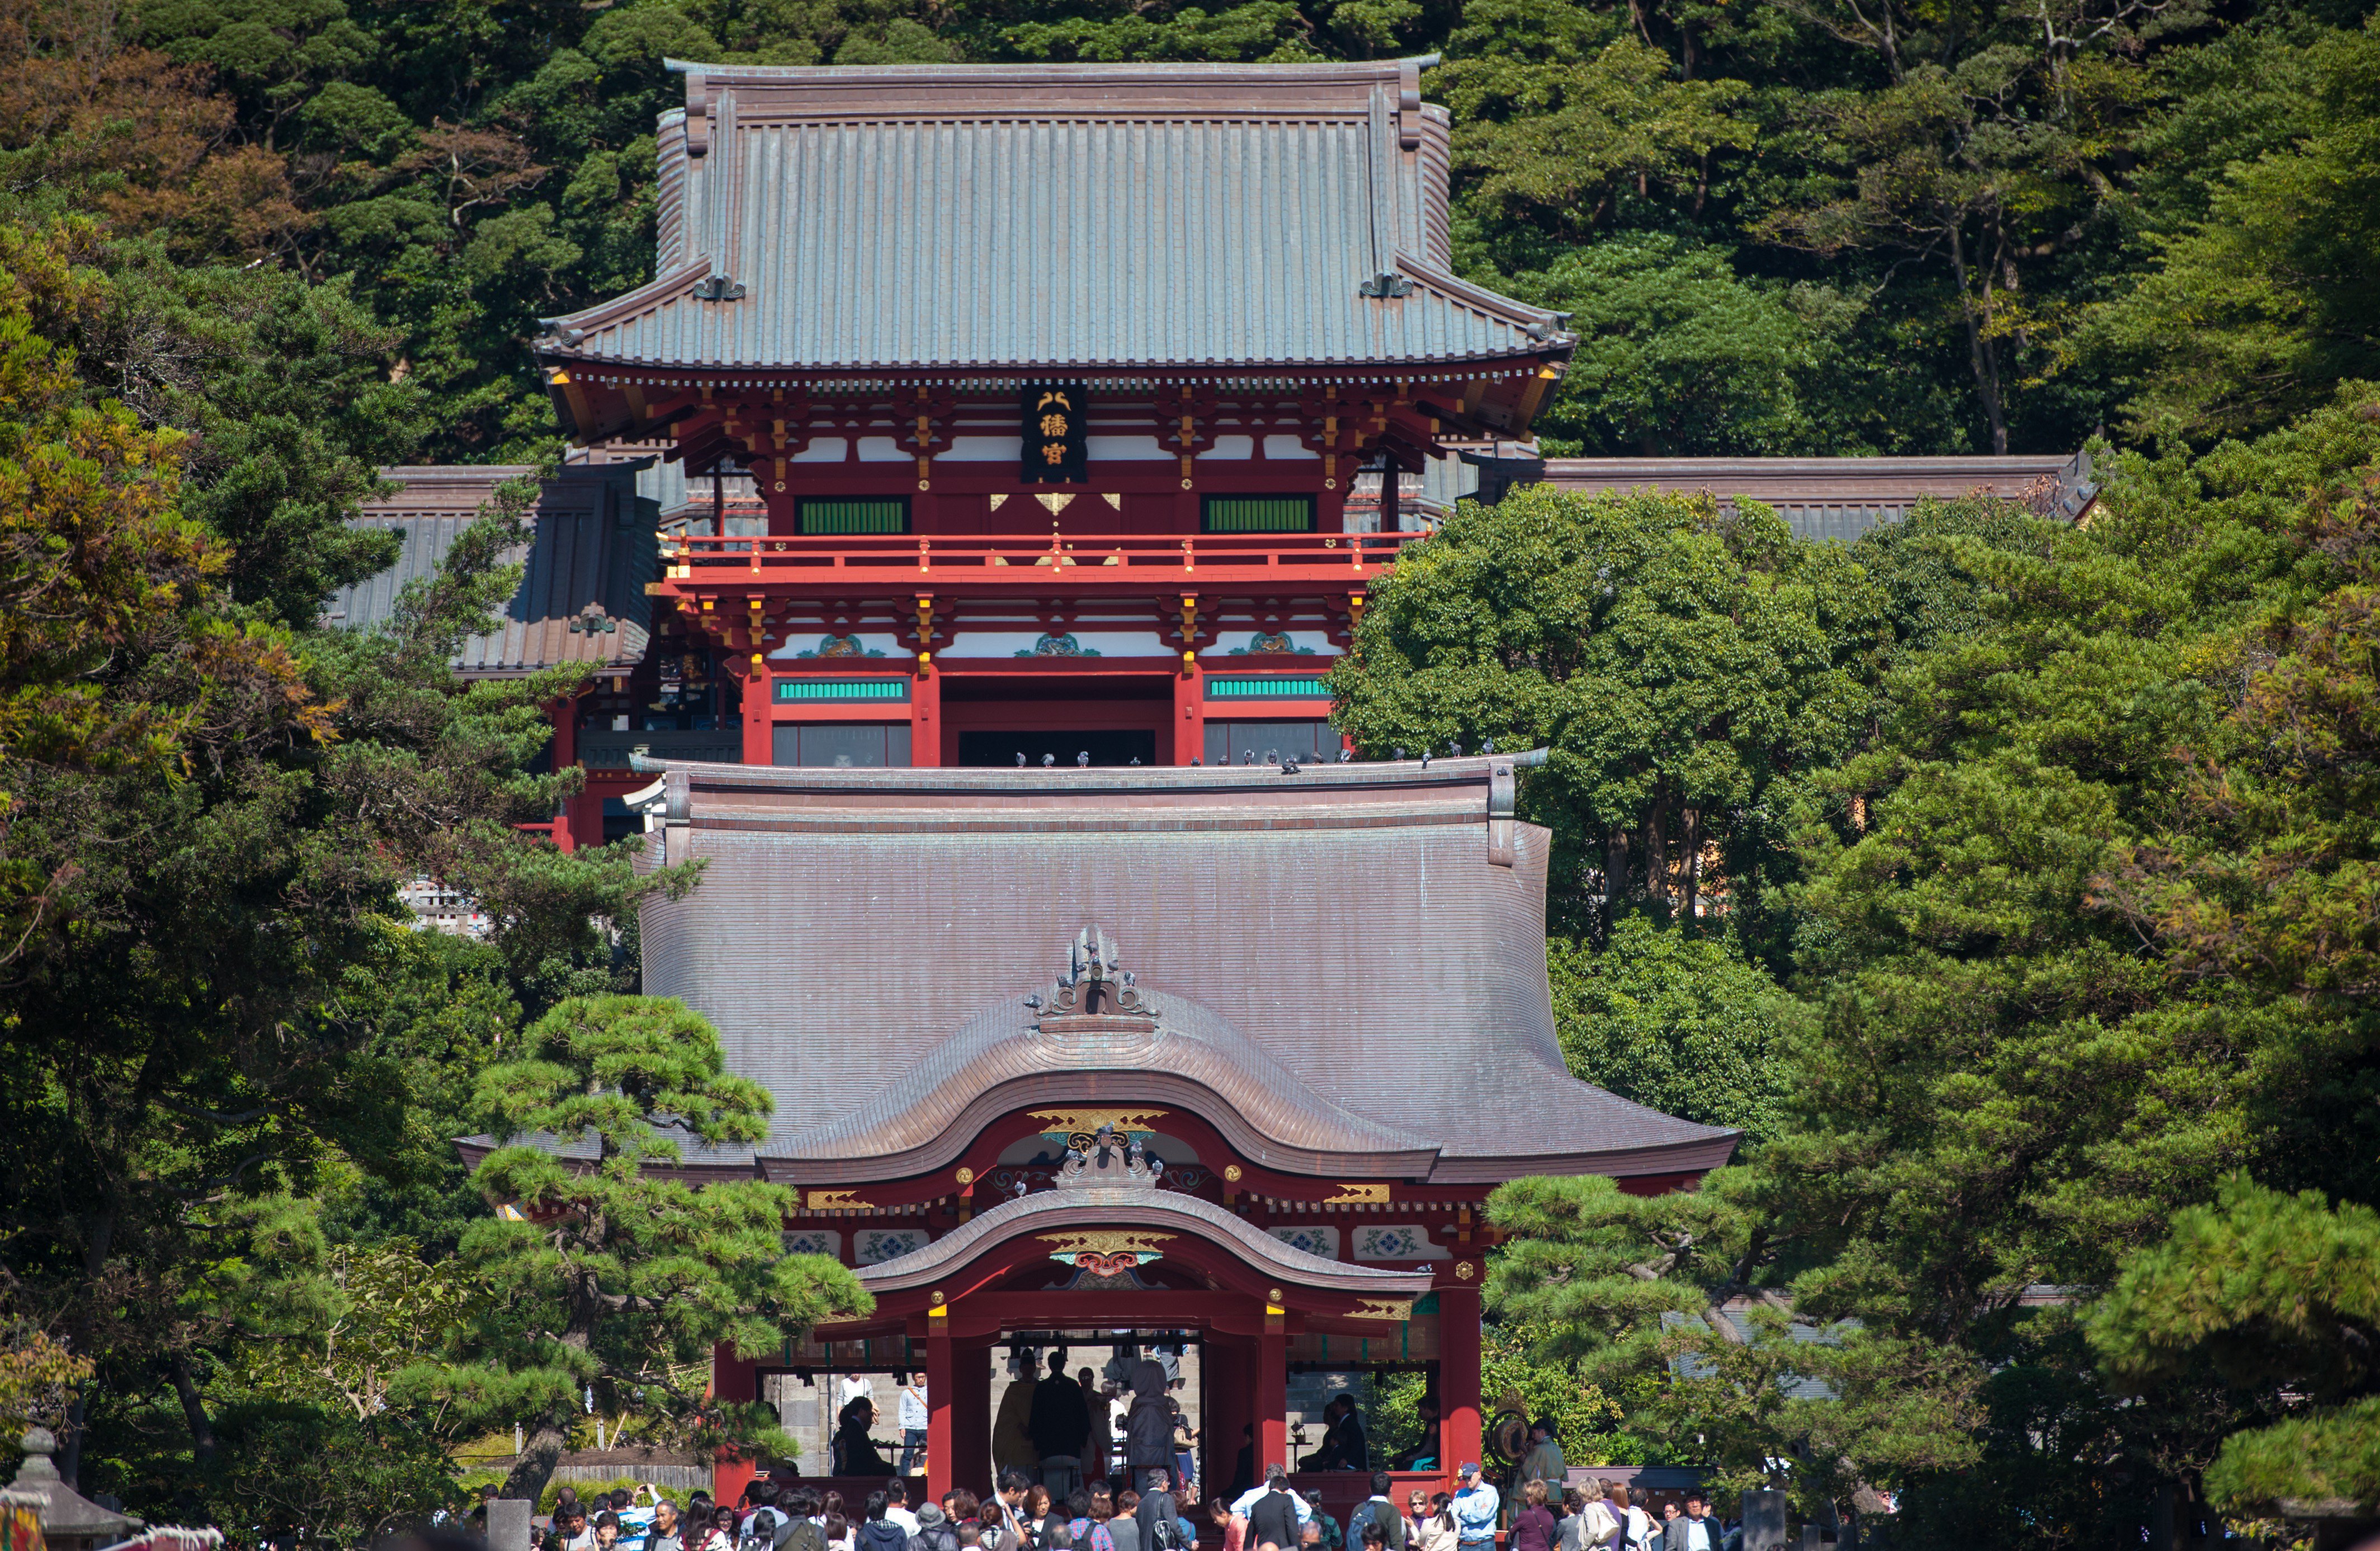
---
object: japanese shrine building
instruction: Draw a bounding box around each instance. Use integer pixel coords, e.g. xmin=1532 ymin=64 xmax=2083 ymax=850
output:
xmin=481 ymin=58 xmax=1737 ymax=1507
xmin=614 ymin=754 xmax=1737 ymax=1507
xmin=528 ymin=57 xmax=1575 ymax=789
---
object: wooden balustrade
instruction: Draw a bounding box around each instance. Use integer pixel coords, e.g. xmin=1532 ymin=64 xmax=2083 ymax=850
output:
xmin=655 ymin=531 xmax=1422 ymax=588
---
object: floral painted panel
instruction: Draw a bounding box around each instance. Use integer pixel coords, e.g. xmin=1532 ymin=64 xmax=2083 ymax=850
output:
xmin=781 ymin=1228 xmax=843 ymax=1259
xmin=1266 ymin=1225 xmax=1340 ymax=1259
xmin=854 ymin=1227 xmax=931 ymax=1265
xmin=1351 ymin=1223 xmax=1451 ymax=1261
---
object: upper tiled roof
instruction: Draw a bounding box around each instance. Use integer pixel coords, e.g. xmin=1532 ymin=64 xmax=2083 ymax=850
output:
xmin=627 ymin=756 xmax=1738 ymax=1183
xmin=328 ymin=463 xmax=660 ymax=677
xmin=539 ymin=60 xmax=1570 ymax=375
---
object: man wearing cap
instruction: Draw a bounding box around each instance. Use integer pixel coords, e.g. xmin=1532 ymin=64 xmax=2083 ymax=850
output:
xmin=1449 ymin=1465 xmax=1498 ymax=1551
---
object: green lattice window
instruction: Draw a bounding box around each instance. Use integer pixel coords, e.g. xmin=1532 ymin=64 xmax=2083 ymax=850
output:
xmin=798 ymin=498 xmax=909 ymax=535
xmin=1202 ymin=495 xmax=1315 ymax=533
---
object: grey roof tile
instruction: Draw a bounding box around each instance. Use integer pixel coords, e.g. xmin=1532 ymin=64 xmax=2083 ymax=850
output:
xmin=328 ymin=464 xmax=661 ymax=677
xmin=544 ymin=60 xmax=1565 ymax=374
xmin=630 ymin=756 xmax=1739 ymax=1180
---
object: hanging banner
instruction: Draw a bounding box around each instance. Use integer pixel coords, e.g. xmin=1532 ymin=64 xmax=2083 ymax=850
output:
xmin=1021 ymin=383 xmax=1089 ymax=484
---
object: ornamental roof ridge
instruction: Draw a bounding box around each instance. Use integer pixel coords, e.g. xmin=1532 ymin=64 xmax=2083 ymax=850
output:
xmin=853 ymin=1185 xmax=1437 ymax=1296
xmin=660 ymin=56 xmax=1442 ymax=87
xmin=627 ymin=748 xmax=1546 ymax=797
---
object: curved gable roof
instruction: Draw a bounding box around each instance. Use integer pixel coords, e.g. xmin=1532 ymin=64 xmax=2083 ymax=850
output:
xmin=758 ymin=980 xmax=1440 ymax=1184
xmin=857 ymin=1185 xmax=1435 ymax=1301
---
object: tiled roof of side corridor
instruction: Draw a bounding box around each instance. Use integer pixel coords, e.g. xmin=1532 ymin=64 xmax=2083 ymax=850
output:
xmin=327 ymin=463 xmax=659 ymax=677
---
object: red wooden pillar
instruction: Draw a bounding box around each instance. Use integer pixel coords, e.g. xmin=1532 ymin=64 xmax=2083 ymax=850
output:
xmin=1173 ymin=654 xmax=1204 ymax=767
xmin=549 ymin=697 xmax=580 ymax=851
xmin=925 ymin=1314 xmax=955 ymax=1501
xmin=1257 ymin=1310 xmax=1287 ymax=1486
xmin=1202 ymin=1335 xmax=1244 ymax=1498
xmin=740 ymin=655 xmax=775 ymax=765
xmin=712 ymin=1341 xmax=762 ymax=1504
xmin=911 ymin=664 xmax=942 ymax=768
xmin=1438 ymin=1284 xmax=1482 ymax=1487
xmin=951 ymin=1340 xmax=993 ymax=1495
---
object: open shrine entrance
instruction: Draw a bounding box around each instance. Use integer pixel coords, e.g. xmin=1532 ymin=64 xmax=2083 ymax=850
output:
xmin=733 ymin=1310 xmax=1456 ymax=1532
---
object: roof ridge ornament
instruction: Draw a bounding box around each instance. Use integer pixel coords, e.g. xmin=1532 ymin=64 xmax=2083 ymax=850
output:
xmin=1359 ymin=272 xmax=1416 ymax=299
xmin=1021 ymin=926 xmax=1155 ymax=1020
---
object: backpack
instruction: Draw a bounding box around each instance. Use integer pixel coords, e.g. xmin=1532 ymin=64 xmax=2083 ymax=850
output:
xmin=1148 ymin=1514 xmax=1180 ymax=1551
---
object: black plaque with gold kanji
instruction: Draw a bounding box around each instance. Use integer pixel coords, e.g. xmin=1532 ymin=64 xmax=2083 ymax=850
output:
xmin=1021 ymin=383 xmax=1088 ymax=484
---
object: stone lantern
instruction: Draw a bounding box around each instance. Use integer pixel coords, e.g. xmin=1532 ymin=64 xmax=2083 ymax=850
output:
xmin=7 ymin=1428 xmax=138 ymax=1551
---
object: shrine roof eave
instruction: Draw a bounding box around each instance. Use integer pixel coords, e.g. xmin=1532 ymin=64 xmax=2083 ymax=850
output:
xmin=754 ymin=1070 xmax=1441 ymax=1188
xmin=856 ymin=1185 xmax=1437 ymax=1299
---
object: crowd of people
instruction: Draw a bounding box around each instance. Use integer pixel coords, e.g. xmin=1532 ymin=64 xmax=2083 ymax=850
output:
xmin=512 ymin=1456 xmax=1728 ymax=1551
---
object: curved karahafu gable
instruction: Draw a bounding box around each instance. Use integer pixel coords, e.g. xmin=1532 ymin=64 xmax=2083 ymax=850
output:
xmin=627 ymin=755 xmax=1737 ymax=1184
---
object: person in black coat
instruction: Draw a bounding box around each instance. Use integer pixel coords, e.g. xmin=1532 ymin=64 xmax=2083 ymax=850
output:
xmin=1027 ymin=1350 xmax=1093 ymax=1499
xmin=836 ymin=1399 xmax=894 ymax=1477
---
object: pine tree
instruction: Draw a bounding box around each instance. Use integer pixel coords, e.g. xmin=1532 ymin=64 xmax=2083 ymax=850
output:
xmin=412 ymin=995 xmax=870 ymax=1501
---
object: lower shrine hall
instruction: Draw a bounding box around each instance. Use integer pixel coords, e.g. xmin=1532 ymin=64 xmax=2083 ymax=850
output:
xmin=611 ymin=753 xmax=1737 ymax=1513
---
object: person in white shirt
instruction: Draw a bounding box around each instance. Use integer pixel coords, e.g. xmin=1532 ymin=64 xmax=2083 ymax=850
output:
xmin=883 ymin=1482 xmax=922 ymax=1538
xmin=1227 ymin=1481 xmax=1313 ymax=1526
xmin=898 ymin=1373 xmax=931 ymax=1474
xmin=840 ymin=1373 xmax=876 ymax=1413
xmin=1614 ymin=1489 xmax=1652 ymax=1551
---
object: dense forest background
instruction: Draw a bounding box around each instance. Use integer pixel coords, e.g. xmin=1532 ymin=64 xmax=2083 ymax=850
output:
xmin=2 ymin=0 xmax=2376 ymax=1546
xmin=2 ymin=0 xmax=2374 ymax=461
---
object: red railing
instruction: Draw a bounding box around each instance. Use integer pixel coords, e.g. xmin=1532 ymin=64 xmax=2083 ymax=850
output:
xmin=657 ymin=529 xmax=1424 ymax=585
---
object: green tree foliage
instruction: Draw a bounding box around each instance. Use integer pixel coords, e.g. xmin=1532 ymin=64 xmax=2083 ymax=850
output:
xmin=1548 ymin=919 xmax=1806 ymax=1143
xmin=1353 ymin=391 xmax=2380 ymax=1543
xmin=1486 ymin=1172 xmax=1980 ymax=1516
xmin=2090 ymin=1176 xmax=2380 ymax=1518
xmin=0 ymin=212 xmax=700 ymax=1527
xmin=2082 ymin=25 xmax=2380 ymax=438
xmin=1512 ymin=236 xmax=1840 ymax=457
xmin=1328 ymin=485 xmax=1881 ymax=949
xmin=1 ymin=0 xmax=2363 ymax=456
xmin=415 ymin=995 xmax=870 ymax=1500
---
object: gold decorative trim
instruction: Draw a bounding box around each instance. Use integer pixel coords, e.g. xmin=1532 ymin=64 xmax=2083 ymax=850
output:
xmin=1351 ymin=1298 xmax=1416 ymax=1322
xmin=1223 ymin=1164 xmax=1244 ymax=1183
xmin=955 ymin=1167 xmax=976 ymax=1186
xmin=1455 ymin=1260 xmax=1477 ymax=1280
xmin=1038 ymin=1231 xmax=1175 ymax=1259
xmin=1324 ymin=1183 xmax=1391 ymax=1204
xmin=1028 ymin=1108 xmax=1169 ymax=1138
xmin=806 ymin=1189 xmax=875 ymax=1211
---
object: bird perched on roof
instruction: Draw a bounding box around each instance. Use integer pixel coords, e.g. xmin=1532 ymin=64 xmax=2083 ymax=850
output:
xmin=1076 ymin=750 xmax=1090 ymax=767
xmin=1338 ymin=749 xmax=1353 ymax=763
xmin=1042 ymin=752 xmax=1056 ymax=767
xmin=1281 ymin=760 xmax=1300 ymax=774
xmin=1392 ymin=746 xmax=1405 ymax=761
xmin=1016 ymin=752 xmax=1027 ymax=767
xmin=1420 ymin=749 xmax=1431 ymax=768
